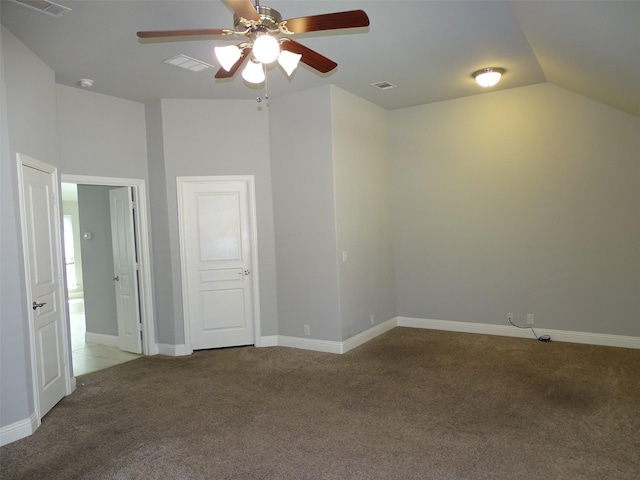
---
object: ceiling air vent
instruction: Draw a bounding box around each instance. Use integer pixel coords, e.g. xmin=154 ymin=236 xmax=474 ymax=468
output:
xmin=8 ymin=0 xmax=71 ymax=18
xmin=164 ymin=55 xmax=214 ymax=73
xmin=371 ymin=81 xmax=398 ymax=91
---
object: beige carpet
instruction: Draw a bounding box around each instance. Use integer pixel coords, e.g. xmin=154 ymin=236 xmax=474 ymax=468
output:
xmin=1 ymin=327 xmax=639 ymax=479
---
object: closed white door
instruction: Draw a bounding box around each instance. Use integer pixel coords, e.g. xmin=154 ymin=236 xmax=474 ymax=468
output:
xmin=109 ymin=187 xmax=142 ymax=354
xmin=178 ymin=177 xmax=258 ymax=350
xmin=19 ymin=158 xmax=68 ymax=418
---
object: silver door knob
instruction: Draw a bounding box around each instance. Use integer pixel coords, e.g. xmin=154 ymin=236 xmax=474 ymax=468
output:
xmin=244 ymin=269 xmax=251 ymax=275
xmin=32 ymin=301 xmax=46 ymax=310
xmin=113 ymin=276 xmax=120 ymax=281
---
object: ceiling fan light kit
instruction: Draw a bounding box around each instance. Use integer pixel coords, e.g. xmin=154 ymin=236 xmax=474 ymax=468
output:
xmin=137 ymin=0 xmax=370 ymax=87
xmin=242 ymin=59 xmax=266 ymax=84
xmin=215 ymin=45 xmax=243 ymax=72
xmin=472 ymin=67 xmax=505 ymax=87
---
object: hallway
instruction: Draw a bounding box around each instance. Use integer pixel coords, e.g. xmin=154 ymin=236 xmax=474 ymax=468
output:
xmin=69 ymin=299 xmax=140 ymax=376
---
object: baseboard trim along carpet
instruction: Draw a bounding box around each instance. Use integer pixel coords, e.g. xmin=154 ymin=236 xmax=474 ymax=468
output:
xmin=396 ymin=317 xmax=640 ymax=350
xmin=0 ymin=412 xmax=37 ymax=447
xmin=266 ymin=317 xmax=639 ymax=354
xmin=156 ymin=318 xmax=639 ymax=357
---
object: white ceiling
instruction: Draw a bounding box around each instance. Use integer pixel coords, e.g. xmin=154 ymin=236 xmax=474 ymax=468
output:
xmin=2 ymin=0 xmax=639 ymax=116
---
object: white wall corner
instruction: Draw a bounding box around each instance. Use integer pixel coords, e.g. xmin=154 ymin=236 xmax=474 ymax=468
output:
xmin=0 ymin=412 xmax=38 ymax=447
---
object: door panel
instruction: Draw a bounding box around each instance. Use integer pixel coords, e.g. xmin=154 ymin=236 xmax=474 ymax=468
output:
xmin=20 ymin=161 xmax=67 ymax=418
xmin=179 ymin=178 xmax=257 ymax=350
xmin=109 ymin=187 xmax=142 ymax=354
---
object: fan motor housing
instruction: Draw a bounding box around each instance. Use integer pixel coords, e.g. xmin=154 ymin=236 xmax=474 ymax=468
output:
xmin=234 ymin=6 xmax=282 ymax=31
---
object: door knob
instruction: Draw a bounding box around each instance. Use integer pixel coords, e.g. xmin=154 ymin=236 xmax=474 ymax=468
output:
xmin=113 ymin=276 xmax=120 ymax=281
xmin=244 ymin=269 xmax=251 ymax=275
xmin=32 ymin=301 xmax=46 ymax=310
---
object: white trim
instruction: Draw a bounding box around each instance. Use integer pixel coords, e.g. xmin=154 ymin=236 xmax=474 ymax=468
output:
xmin=0 ymin=412 xmax=38 ymax=447
xmin=396 ymin=317 xmax=640 ymax=349
xmin=270 ymin=318 xmax=398 ymax=354
xmin=277 ymin=336 xmax=343 ymax=354
xmin=176 ymin=175 xmax=261 ymax=354
xmin=157 ymin=343 xmax=190 ymax=357
xmin=257 ymin=317 xmax=639 ymax=354
xmin=259 ymin=335 xmax=279 ymax=348
xmin=61 ymin=174 xmax=158 ymax=356
xmin=84 ymin=332 xmax=119 ymax=347
xmin=341 ymin=318 xmax=397 ymax=353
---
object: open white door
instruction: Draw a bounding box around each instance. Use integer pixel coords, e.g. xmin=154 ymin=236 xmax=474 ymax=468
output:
xmin=109 ymin=187 xmax=142 ymax=354
xmin=178 ymin=176 xmax=259 ymax=351
xmin=18 ymin=155 xmax=69 ymax=419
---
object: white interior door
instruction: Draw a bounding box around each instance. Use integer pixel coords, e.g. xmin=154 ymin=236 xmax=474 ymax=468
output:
xmin=178 ymin=177 xmax=258 ymax=350
xmin=19 ymin=157 xmax=68 ymax=418
xmin=109 ymin=187 xmax=142 ymax=354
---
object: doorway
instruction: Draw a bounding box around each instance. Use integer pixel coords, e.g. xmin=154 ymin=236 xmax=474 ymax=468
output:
xmin=61 ymin=175 xmax=157 ymax=375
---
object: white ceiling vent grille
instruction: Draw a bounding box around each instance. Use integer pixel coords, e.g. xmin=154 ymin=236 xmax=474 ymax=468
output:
xmin=164 ymin=55 xmax=214 ymax=73
xmin=8 ymin=0 xmax=71 ymax=18
xmin=371 ymin=81 xmax=398 ymax=91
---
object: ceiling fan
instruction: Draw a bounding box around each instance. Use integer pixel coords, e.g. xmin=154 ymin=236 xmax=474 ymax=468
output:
xmin=136 ymin=0 xmax=370 ymax=83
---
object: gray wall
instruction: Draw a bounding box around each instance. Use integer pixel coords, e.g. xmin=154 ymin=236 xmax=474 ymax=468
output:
xmin=1 ymin=26 xmax=60 ymax=427
xmin=331 ymin=86 xmax=396 ymax=340
xmin=145 ymin=101 xmax=173 ymax=345
xmin=77 ymin=185 xmax=119 ymax=337
xmin=159 ymin=99 xmax=278 ymax=344
xmin=269 ymin=86 xmax=342 ymax=341
xmin=56 ymin=85 xmax=148 ymax=180
xmin=391 ymin=83 xmax=640 ymax=336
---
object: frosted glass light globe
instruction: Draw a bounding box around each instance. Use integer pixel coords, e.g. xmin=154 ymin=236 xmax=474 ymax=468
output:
xmin=252 ymin=34 xmax=280 ymax=64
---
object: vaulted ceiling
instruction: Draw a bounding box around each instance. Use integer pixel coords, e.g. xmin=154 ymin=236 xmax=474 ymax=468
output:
xmin=2 ymin=1 xmax=639 ymax=116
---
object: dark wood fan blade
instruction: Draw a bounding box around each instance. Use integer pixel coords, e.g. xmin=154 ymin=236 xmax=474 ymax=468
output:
xmin=283 ymin=10 xmax=369 ymax=34
xmin=226 ymin=0 xmax=259 ymax=21
xmin=137 ymin=29 xmax=228 ymax=39
xmin=214 ymin=48 xmax=251 ymax=78
xmin=281 ymin=40 xmax=337 ymax=74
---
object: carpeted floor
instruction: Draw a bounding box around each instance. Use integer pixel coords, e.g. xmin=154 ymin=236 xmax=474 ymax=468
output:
xmin=1 ymin=327 xmax=639 ymax=479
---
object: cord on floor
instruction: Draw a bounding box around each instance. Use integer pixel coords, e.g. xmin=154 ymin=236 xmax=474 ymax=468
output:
xmin=508 ymin=317 xmax=552 ymax=342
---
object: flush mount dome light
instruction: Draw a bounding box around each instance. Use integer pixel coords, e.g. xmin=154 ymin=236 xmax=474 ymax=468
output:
xmin=472 ymin=67 xmax=505 ymax=87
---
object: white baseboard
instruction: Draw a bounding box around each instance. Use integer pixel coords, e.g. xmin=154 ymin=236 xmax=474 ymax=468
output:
xmin=397 ymin=317 xmax=640 ymax=349
xmin=0 ymin=412 xmax=38 ymax=447
xmin=157 ymin=318 xmax=639 ymax=358
xmin=342 ymin=318 xmax=397 ymax=353
xmin=85 ymin=332 xmax=119 ymax=347
xmin=259 ymin=335 xmax=279 ymax=348
xmin=272 ymin=318 xmax=398 ymax=355
xmin=157 ymin=343 xmax=190 ymax=356
xmin=277 ymin=335 xmax=343 ymax=354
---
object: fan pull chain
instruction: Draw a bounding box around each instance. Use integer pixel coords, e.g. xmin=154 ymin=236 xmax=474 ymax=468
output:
xmin=257 ymin=63 xmax=269 ymax=103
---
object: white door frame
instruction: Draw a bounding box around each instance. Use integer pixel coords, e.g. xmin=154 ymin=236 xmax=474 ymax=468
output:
xmin=17 ymin=154 xmax=73 ymax=426
xmin=177 ymin=175 xmax=262 ymax=354
xmin=61 ymin=174 xmax=157 ymax=356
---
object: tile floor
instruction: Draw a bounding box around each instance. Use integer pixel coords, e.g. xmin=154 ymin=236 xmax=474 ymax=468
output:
xmin=69 ymin=299 xmax=141 ymax=376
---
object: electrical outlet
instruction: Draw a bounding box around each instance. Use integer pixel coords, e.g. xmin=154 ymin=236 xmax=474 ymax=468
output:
xmin=527 ymin=313 xmax=535 ymax=325
xmin=507 ymin=312 xmax=513 ymax=323
xmin=303 ymin=324 xmax=311 ymax=336
xmin=370 ymin=314 xmax=375 ymax=326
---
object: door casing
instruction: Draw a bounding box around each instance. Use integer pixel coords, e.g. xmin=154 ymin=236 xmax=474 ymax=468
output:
xmin=61 ymin=174 xmax=157 ymax=356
